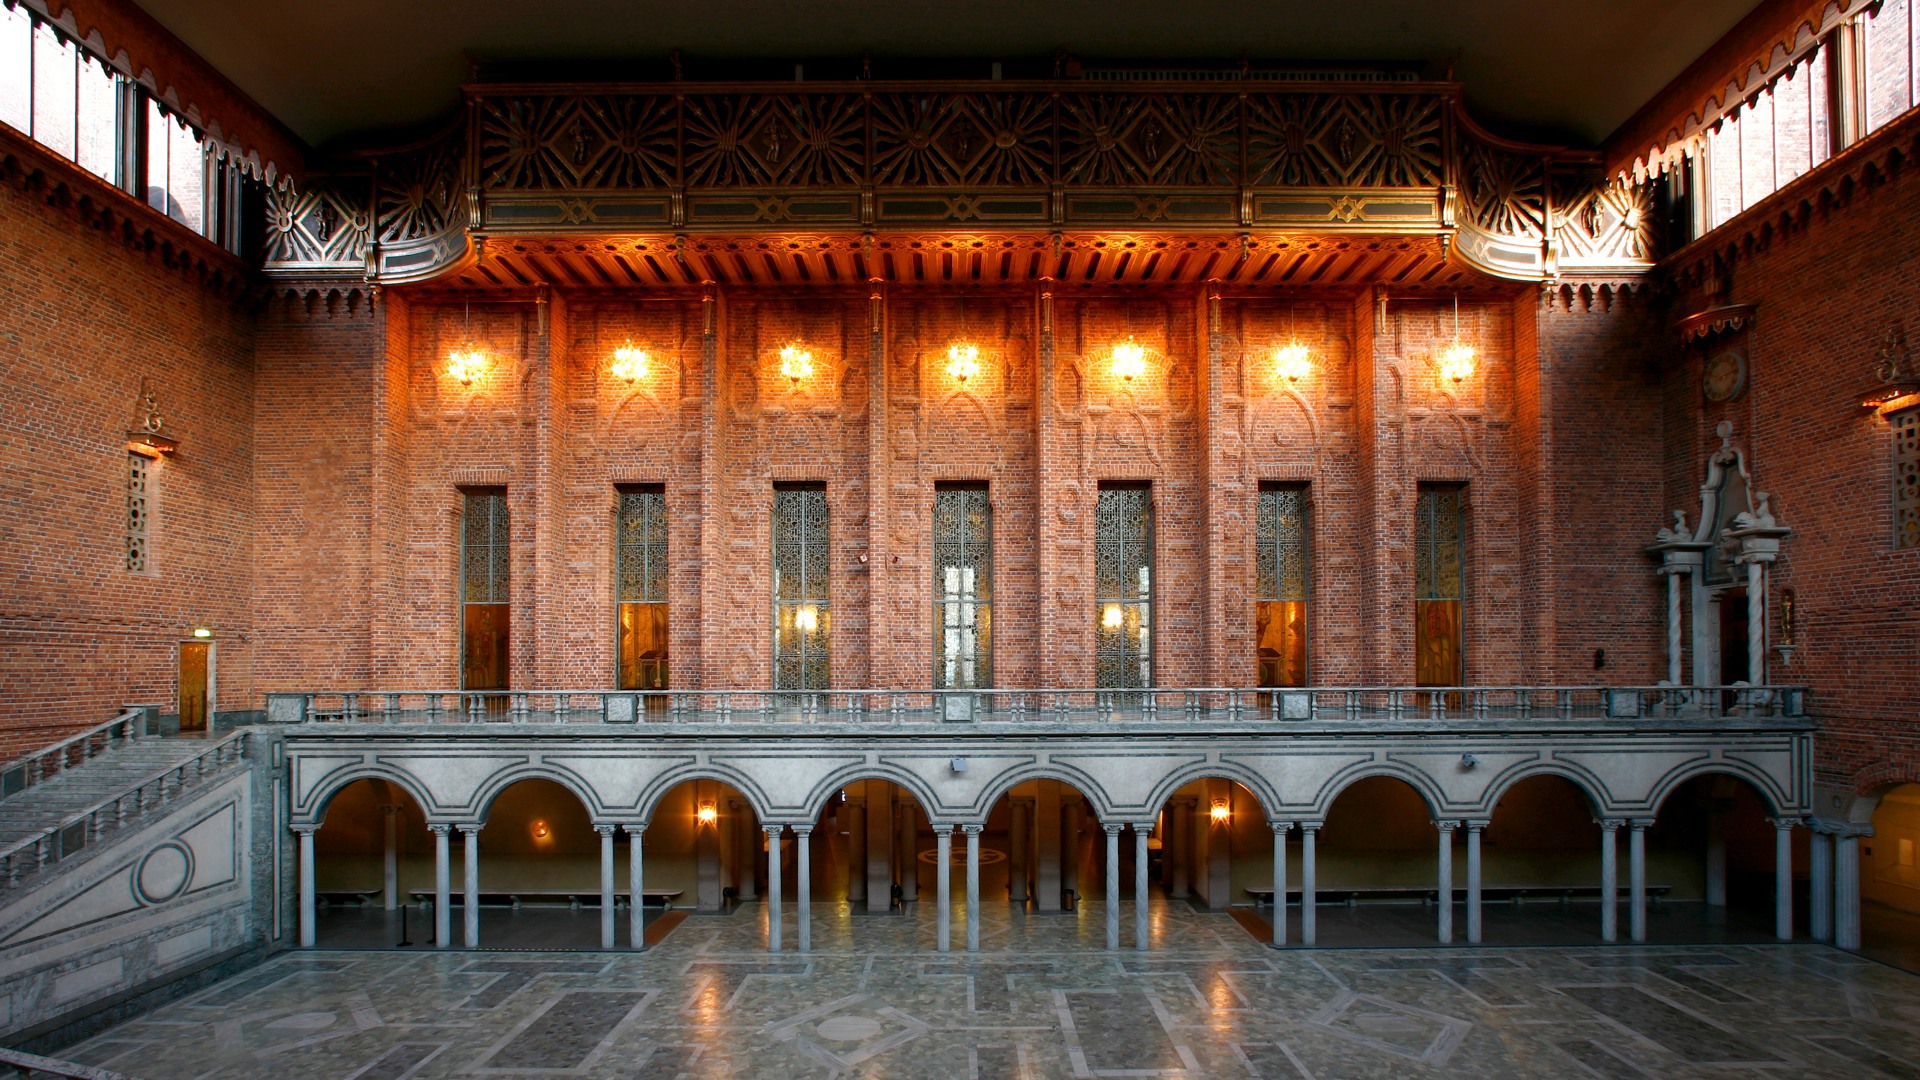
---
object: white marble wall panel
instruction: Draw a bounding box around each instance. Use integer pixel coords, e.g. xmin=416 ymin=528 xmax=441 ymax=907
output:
xmin=0 ymin=772 xmax=258 ymax=1042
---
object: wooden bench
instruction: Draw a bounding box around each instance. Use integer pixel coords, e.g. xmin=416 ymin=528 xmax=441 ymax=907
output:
xmin=408 ymin=888 xmax=684 ymax=911
xmin=1245 ymin=884 xmax=1672 ymax=907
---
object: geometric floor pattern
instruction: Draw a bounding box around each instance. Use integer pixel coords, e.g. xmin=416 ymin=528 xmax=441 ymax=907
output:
xmin=63 ymin=898 xmax=1920 ymax=1079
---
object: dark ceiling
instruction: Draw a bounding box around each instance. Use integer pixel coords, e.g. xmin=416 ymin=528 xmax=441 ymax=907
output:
xmin=135 ymin=0 xmax=1762 ymax=152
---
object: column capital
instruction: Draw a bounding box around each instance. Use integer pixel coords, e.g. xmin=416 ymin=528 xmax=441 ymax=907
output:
xmin=1130 ymin=821 xmax=1157 ymax=833
xmin=763 ymin=823 xmax=785 ymax=838
xmin=791 ymin=824 xmax=814 ymax=838
xmin=1434 ymin=819 xmax=1460 ymax=833
xmin=1596 ymin=818 xmax=1625 ymax=831
xmin=1269 ymin=820 xmax=1294 ymax=835
xmin=1462 ymin=819 xmax=1490 ymax=832
xmin=290 ymin=822 xmax=320 ymax=836
xmin=1297 ymin=819 xmax=1325 ymax=831
xmin=1627 ymin=817 xmax=1654 ymax=831
xmin=622 ymin=822 xmax=648 ymax=835
xmin=1808 ymin=816 xmax=1874 ymax=838
xmin=455 ymin=820 xmax=487 ymax=834
xmin=1101 ymin=822 xmax=1125 ymax=837
xmin=960 ymin=823 xmax=985 ymax=836
xmin=427 ymin=822 xmax=454 ymax=837
xmin=929 ymin=823 xmax=955 ymax=837
xmin=1766 ymin=815 xmax=1806 ymax=831
xmin=592 ymin=823 xmax=618 ymax=838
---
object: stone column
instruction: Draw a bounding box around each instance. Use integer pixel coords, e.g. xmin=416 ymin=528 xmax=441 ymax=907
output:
xmin=865 ymin=780 xmax=893 ymax=913
xmin=732 ymin=801 xmax=756 ymax=900
xmin=1300 ymin=822 xmax=1321 ymax=946
xmin=1745 ymin=559 xmax=1767 ymax=686
xmin=462 ymin=823 xmax=482 ymax=948
xmin=1705 ymin=800 xmax=1729 ymax=907
xmin=964 ymin=824 xmax=983 ymax=952
xmin=294 ymin=824 xmax=318 ymax=948
xmin=1835 ymin=828 xmax=1867 ymax=950
xmin=1659 ymin=566 xmax=1684 ymax=686
xmin=627 ymin=825 xmax=646 ymax=950
xmin=1598 ymin=819 xmax=1621 ymax=943
xmin=1035 ymin=783 xmax=1062 ymax=909
xmin=1435 ymin=820 xmax=1456 ymax=944
xmin=1104 ymin=823 xmax=1123 ymax=950
xmin=1133 ymin=822 xmax=1152 ymax=950
xmin=1629 ymin=819 xmax=1649 ymax=943
xmin=1771 ymin=816 xmax=1797 ymax=941
xmin=1169 ymin=799 xmax=1192 ymax=899
xmin=596 ymin=823 xmax=617 ymax=949
xmin=1465 ymin=820 xmax=1485 ymax=945
xmin=1009 ymin=799 xmax=1031 ymax=903
xmin=897 ymin=799 xmax=919 ymax=902
xmin=430 ymin=823 xmax=452 ymax=948
xmin=1060 ymin=799 xmax=1081 ymax=907
xmin=1270 ymin=821 xmax=1289 ymax=947
xmin=846 ymin=800 xmax=867 ymax=905
xmin=795 ymin=825 xmax=813 ymax=952
xmin=934 ymin=825 xmax=953 ymax=952
xmin=764 ymin=825 xmax=784 ymax=952
xmin=1809 ymin=828 xmax=1833 ymax=942
xmin=380 ymin=804 xmax=400 ymax=910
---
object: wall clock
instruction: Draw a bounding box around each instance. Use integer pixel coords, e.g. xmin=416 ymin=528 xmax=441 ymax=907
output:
xmin=1703 ymin=346 xmax=1748 ymax=402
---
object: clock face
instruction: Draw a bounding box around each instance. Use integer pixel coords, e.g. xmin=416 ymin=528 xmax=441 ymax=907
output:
xmin=1704 ymin=348 xmax=1747 ymax=402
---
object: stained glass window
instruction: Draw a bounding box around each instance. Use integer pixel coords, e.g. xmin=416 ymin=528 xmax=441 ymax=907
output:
xmin=1094 ymin=484 xmax=1152 ymax=688
xmin=773 ymin=485 xmax=830 ymax=689
xmin=1414 ymin=485 xmax=1464 ymax=686
xmin=125 ymin=452 xmax=149 ymax=573
xmin=1895 ymin=405 xmax=1920 ymax=551
xmin=933 ymin=485 xmax=991 ymax=689
xmin=461 ymin=489 xmax=509 ymax=690
xmin=617 ymin=487 xmax=668 ymax=690
xmin=1255 ymin=485 xmax=1308 ymax=687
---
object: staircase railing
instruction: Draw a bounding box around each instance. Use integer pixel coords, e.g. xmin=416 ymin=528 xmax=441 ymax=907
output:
xmin=0 ymin=709 xmax=145 ymax=803
xmin=0 ymin=1045 xmax=129 ymax=1078
xmin=0 ymin=730 xmax=251 ymax=891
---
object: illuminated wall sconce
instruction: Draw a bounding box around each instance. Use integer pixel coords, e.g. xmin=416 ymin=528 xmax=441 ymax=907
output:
xmin=697 ymin=803 xmax=719 ymax=826
xmin=1210 ymin=800 xmax=1231 ymax=823
xmin=779 ymin=343 xmax=815 ymax=386
xmin=1111 ymin=338 xmax=1148 ymax=384
xmin=610 ymin=341 xmax=650 ymax=384
xmin=1438 ymin=295 xmax=1477 ymax=387
xmin=946 ymin=342 xmax=982 ymax=385
xmin=126 ymin=379 xmax=178 ymax=457
xmin=1438 ymin=342 xmax=1477 ymax=386
xmin=447 ymin=301 xmax=488 ymax=386
xmin=1273 ymin=341 xmax=1312 ymax=385
xmin=1861 ymin=325 xmax=1920 ymax=413
xmin=191 ymin=627 xmax=213 ymax=639
xmin=795 ymin=604 xmax=820 ymax=633
xmin=1101 ymin=603 xmax=1125 ymax=630
xmin=531 ymin=819 xmax=551 ymax=840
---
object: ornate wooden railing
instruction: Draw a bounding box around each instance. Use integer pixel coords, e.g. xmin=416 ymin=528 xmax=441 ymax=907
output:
xmin=266 ymin=685 xmax=1808 ymax=728
xmin=0 ymin=731 xmax=252 ymax=892
xmin=0 ymin=709 xmax=145 ymax=803
xmin=264 ymin=78 xmax=1657 ymax=285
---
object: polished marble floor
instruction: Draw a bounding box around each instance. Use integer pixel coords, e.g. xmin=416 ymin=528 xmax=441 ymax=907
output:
xmin=64 ymin=897 xmax=1920 ymax=1079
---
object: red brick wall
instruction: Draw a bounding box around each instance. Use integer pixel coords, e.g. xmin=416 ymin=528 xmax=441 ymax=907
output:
xmin=1663 ymin=117 xmax=1920 ymax=795
xmin=244 ymin=288 xmax=1563 ymax=697
xmin=0 ymin=156 xmax=254 ymax=756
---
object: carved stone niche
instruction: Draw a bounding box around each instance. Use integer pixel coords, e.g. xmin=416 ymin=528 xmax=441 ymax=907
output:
xmin=1648 ymin=421 xmax=1791 ymax=688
